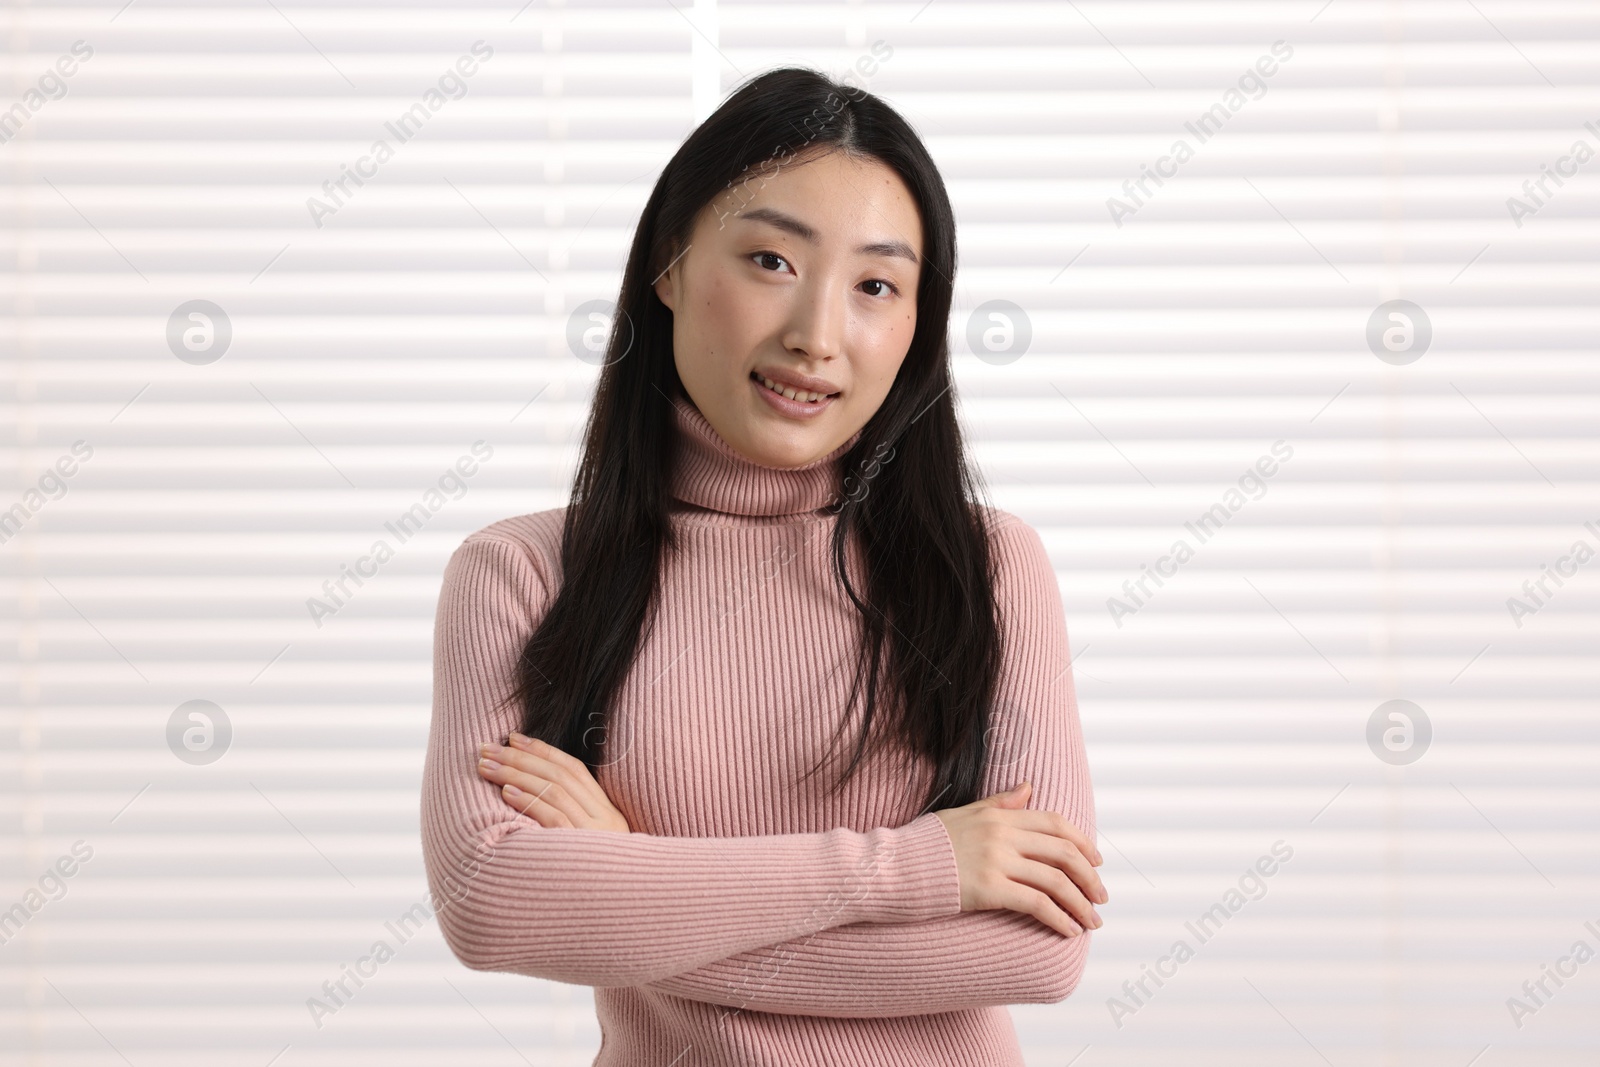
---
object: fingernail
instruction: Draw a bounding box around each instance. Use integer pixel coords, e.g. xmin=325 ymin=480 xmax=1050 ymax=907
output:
xmin=503 ymin=783 xmax=524 ymax=796
xmin=509 ymin=732 xmax=531 ymax=746
xmin=480 ymin=742 xmax=503 ymax=755
xmin=1091 ymin=910 xmax=1103 ymax=928
xmin=478 ymin=757 xmax=502 ymax=771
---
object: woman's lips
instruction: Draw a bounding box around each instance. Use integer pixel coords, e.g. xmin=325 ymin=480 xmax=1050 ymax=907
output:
xmin=751 ymin=372 xmax=837 ymax=419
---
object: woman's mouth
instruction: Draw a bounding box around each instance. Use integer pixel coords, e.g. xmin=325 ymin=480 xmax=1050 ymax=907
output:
xmin=750 ymin=371 xmax=839 ymax=418
xmin=751 ymin=371 xmax=839 ymax=404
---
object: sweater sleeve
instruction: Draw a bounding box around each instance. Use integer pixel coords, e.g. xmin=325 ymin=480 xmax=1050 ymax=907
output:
xmin=637 ymin=516 xmax=1099 ymax=1016
xmin=420 ymin=532 xmax=964 ymax=988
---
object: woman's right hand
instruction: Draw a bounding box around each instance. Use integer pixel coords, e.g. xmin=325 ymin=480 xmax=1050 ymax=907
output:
xmin=933 ymin=780 xmax=1107 ymax=938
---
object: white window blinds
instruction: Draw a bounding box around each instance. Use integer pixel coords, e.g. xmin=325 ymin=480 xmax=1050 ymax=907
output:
xmin=3 ymin=1 xmax=1595 ymax=1063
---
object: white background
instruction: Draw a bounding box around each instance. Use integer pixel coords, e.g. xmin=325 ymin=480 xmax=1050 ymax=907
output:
xmin=2 ymin=1 xmax=1597 ymax=1064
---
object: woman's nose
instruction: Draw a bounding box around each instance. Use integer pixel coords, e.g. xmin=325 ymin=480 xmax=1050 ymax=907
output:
xmin=780 ymin=280 xmax=846 ymax=362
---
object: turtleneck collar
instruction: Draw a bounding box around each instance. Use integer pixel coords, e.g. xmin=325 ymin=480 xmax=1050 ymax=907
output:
xmin=669 ymin=394 xmax=863 ymax=518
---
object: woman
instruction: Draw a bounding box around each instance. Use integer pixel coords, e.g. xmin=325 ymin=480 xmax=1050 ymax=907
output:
xmin=421 ymin=66 xmax=1106 ymax=1066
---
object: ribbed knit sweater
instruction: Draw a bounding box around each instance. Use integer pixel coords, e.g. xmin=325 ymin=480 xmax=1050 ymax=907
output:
xmin=421 ymin=394 xmax=1097 ymax=1066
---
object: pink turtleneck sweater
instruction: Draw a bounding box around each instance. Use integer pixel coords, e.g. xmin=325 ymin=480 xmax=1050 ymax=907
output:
xmin=421 ymin=395 xmax=1097 ymax=1066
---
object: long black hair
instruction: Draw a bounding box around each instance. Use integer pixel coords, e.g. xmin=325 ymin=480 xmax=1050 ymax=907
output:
xmin=508 ymin=66 xmax=1004 ymax=814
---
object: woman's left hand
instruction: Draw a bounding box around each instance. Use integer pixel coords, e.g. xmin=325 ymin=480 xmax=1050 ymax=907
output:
xmin=477 ymin=732 xmax=631 ymax=832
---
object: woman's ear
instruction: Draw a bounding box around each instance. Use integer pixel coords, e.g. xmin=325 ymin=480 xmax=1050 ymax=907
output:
xmin=652 ymin=251 xmax=678 ymax=312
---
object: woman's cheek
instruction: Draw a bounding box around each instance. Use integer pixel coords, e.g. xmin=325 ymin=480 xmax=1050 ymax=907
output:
xmin=864 ymin=317 xmax=914 ymax=370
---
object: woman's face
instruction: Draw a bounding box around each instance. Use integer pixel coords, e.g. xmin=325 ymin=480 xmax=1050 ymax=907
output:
xmin=652 ymin=148 xmax=924 ymax=468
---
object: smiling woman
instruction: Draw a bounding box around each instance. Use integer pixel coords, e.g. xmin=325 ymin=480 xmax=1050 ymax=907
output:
xmin=656 ymin=150 xmax=922 ymax=464
xmin=419 ymin=66 xmax=1103 ymax=1066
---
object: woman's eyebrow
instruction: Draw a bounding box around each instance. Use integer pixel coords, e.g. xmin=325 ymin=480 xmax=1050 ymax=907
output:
xmin=739 ymin=206 xmax=918 ymax=265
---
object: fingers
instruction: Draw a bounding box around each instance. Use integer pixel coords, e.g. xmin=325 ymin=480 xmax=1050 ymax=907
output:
xmin=1003 ymin=806 xmax=1105 ymax=870
xmin=500 ymin=782 xmax=574 ymax=828
xmin=1008 ymin=854 xmax=1102 ymax=932
xmin=972 ymin=793 xmax=1111 ymax=922
xmin=978 ymin=784 xmax=1104 ymax=870
xmin=971 ymin=792 xmax=1109 ymax=904
xmin=506 ymin=733 xmax=617 ymax=818
xmin=978 ymin=847 xmax=1101 ymax=937
xmin=507 ymin=731 xmax=586 ymax=775
xmin=477 ymin=741 xmax=599 ymax=824
xmin=1007 ymin=883 xmax=1084 ymax=939
xmin=1014 ymin=826 xmax=1107 ymax=905
xmin=499 ymin=738 xmax=602 ymax=808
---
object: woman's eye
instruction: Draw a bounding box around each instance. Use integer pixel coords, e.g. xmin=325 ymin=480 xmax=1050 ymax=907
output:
xmin=749 ymin=253 xmax=898 ymax=298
